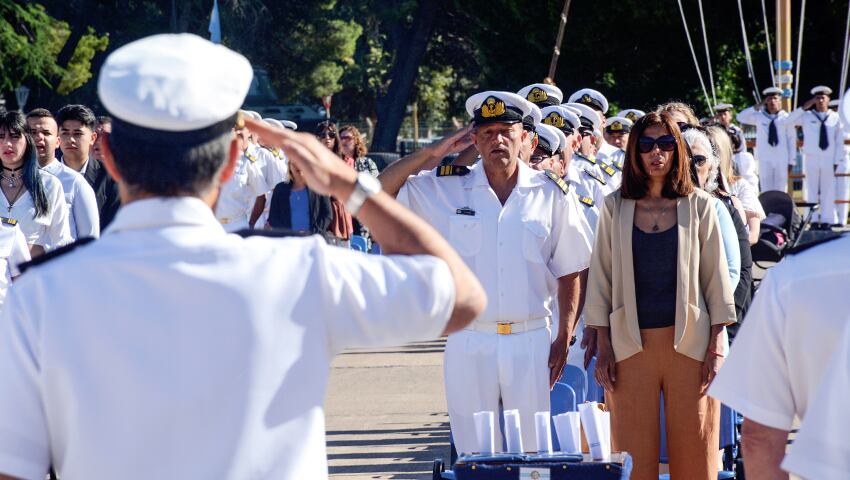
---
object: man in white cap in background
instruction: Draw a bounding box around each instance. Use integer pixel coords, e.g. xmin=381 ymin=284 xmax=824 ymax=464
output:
xmin=714 ymin=103 xmax=747 ymax=154
xmin=518 ymin=83 xmax=564 ymax=109
xmin=568 ymin=88 xmax=620 ymax=164
xmin=786 ymin=86 xmax=844 ymax=226
xmin=564 ymin=102 xmax=614 ymax=200
xmin=737 ymin=87 xmax=797 ymax=193
xmin=379 ymin=90 xmax=592 ymax=455
xmin=618 ymin=108 xmax=645 ymax=124
xmin=601 ymin=115 xmax=632 ymax=188
xmin=541 ymin=105 xmax=605 ymax=208
xmin=0 ymin=33 xmax=486 ymax=480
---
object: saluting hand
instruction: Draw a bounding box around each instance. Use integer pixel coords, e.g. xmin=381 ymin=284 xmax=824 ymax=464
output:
xmin=425 ymin=125 xmax=474 ymax=169
xmin=243 ymin=117 xmax=357 ymax=198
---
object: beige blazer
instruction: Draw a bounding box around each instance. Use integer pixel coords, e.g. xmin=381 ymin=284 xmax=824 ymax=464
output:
xmin=584 ymin=189 xmax=737 ymax=362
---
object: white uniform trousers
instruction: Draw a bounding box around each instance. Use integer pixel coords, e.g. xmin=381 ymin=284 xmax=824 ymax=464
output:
xmin=445 ymin=326 xmax=551 ymax=455
xmin=835 ymin=155 xmax=850 ymax=225
xmin=803 ymin=154 xmax=837 ymax=223
xmin=758 ymin=160 xmax=789 ymax=193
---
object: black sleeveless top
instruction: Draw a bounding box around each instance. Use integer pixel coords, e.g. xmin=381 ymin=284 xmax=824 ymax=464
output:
xmin=632 ymin=224 xmax=679 ymax=329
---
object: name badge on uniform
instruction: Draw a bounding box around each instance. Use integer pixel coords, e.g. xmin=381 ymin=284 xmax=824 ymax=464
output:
xmin=456 ymin=207 xmax=476 ymax=216
xmin=0 ymin=216 xmax=17 ymax=226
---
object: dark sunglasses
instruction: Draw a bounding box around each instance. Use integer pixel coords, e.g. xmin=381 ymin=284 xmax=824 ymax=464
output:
xmin=529 ymin=155 xmax=548 ymax=165
xmin=317 ymin=133 xmax=335 ymax=139
xmin=677 ymin=122 xmax=696 ymax=132
xmin=638 ymin=135 xmax=676 ymax=153
xmin=339 ymin=135 xmax=354 ymax=141
xmin=692 ymin=154 xmax=707 ymax=166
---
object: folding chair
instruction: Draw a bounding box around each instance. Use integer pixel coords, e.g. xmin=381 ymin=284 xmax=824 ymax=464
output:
xmin=558 ymin=364 xmax=586 ymax=404
xmin=349 ymin=235 xmax=368 ymax=252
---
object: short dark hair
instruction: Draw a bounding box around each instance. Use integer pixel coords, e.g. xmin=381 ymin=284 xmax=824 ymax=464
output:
xmin=620 ymin=111 xmax=695 ymax=200
xmin=56 ymin=104 xmax=96 ymax=130
xmin=96 ymin=115 xmax=112 ymax=126
xmin=25 ymin=108 xmax=54 ymax=120
xmin=108 ymin=130 xmax=232 ymax=196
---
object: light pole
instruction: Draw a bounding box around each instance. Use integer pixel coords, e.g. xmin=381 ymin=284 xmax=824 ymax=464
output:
xmin=15 ymin=86 xmax=30 ymax=112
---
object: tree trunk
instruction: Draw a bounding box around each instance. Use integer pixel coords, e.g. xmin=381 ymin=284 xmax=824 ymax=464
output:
xmin=370 ymin=0 xmax=440 ymax=153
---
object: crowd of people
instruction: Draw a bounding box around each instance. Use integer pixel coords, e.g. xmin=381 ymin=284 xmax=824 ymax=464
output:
xmin=0 ymin=32 xmax=846 ymax=480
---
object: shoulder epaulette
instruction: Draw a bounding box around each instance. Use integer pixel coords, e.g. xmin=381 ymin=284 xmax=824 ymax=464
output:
xmin=575 ymin=153 xmax=597 ymax=165
xmin=600 ymin=162 xmax=617 ymax=177
xmin=0 ymin=216 xmax=17 ymax=226
xmin=544 ymin=169 xmax=569 ymax=194
xmin=582 ymin=168 xmax=607 ymax=185
xmin=436 ymin=165 xmax=470 ymax=177
xmin=245 ymin=152 xmax=257 ymax=163
xmin=614 ymin=160 xmax=624 ymax=171
xmin=233 ymin=228 xmax=311 ymax=239
xmin=578 ymin=195 xmax=594 ymax=207
xmin=19 ymin=237 xmax=95 ymax=275
xmin=787 ymin=232 xmax=845 ymax=255
xmin=261 ymin=146 xmax=283 ymax=159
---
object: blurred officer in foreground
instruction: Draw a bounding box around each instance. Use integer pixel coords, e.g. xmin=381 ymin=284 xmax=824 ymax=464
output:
xmin=0 ymin=33 xmax=485 ymax=480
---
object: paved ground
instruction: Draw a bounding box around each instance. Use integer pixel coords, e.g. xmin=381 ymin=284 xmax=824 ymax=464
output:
xmin=325 ymin=339 xmax=450 ymax=479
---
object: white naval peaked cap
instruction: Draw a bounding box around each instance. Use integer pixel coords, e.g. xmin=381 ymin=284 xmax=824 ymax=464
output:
xmin=829 ymin=99 xmax=840 ymax=108
xmin=523 ymin=103 xmax=542 ymax=130
xmin=263 ymin=118 xmax=284 ymax=129
xmin=98 ymin=34 xmax=253 ymax=133
xmin=811 ymin=85 xmax=833 ymax=96
xmin=762 ymin=86 xmax=783 ymax=96
xmin=535 ymin=124 xmax=563 ymax=155
xmin=563 ymin=102 xmax=601 ymax=131
xmin=567 ymin=88 xmax=609 ymax=114
xmin=618 ymin=109 xmax=645 ymax=122
xmin=714 ymin=103 xmax=734 ymax=112
xmin=242 ymin=110 xmax=262 ymax=120
xmin=605 ymin=116 xmax=633 ymax=133
xmin=281 ymin=120 xmax=298 ymax=130
xmin=465 ymin=91 xmax=534 ymax=125
xmin=540 ymin=105 xmax=580 ymax=131
xmin=517 ymin=83 xmax=564 ymax=107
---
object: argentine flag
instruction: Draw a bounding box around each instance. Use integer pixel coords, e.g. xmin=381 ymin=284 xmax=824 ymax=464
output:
xmin=208 ymin=0 xmax=221 ymax=44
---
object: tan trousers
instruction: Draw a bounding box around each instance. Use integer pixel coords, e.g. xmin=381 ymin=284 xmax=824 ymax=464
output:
xmin=607 ymin=326 xmax=719 ymax=480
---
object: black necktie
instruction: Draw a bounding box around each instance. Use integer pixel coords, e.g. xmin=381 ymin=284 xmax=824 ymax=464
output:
xmin=768 ymin=118 xmax=778 ymax=146
xmin=818 ymin=113 xmax=829 ymax=150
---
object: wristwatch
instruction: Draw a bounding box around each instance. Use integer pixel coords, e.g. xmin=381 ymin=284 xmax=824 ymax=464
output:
xmin=345 ymin=171 xmax=381 ymax=216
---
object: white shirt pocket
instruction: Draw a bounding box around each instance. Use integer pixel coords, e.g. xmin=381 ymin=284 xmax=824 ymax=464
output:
xmin=521 ymin=219 xmax=549 ymax=264
xmin=448 ymin=215 xmax=482 ymax=258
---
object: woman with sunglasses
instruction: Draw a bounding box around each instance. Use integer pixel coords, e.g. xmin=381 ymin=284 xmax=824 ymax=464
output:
xmin=313 ymin=121 xmax=353 ymax=247
xmin=684 ymin=127 xmax=753 ymax=329
xmin=0 ymin=112 xmax=71 ymax=257
xmin=339 ymin=125 xmax=379 ymax=249
xmin=584 ymin=111 xmax=736 ymax=480
xmin=706 ymin=126 xmax=764 ymax=245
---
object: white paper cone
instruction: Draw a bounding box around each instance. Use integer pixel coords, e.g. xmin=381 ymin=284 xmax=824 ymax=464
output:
xmin=600 ymin=411 xmax=612 ymax=460
xmin=503 ymin=409 xmax=524 ymax=453
xmin=534 ymin=411 xmax=553 ymax=454
xmin=553 ymin=412 xmax=582 ymax=454
xmin=473 ymin=411 xmax=495 ymax=455
xmin=579 ymin=402 xmax=607 ymax=460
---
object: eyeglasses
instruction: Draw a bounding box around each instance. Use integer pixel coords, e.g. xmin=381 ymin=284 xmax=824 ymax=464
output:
xmin=529 ymin=155 xmax=548 ymax=165
xmin=317 ymin=133 xmax=335 ymax=140
xmin=638 ymin=135 xmax=677 ymax=153
xmin=339 ymin=135 xmax=354 ymax=141
xmin=692 ymin=154 xmax=707 ymax=166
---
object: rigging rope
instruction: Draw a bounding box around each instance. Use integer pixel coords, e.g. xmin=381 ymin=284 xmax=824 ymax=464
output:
xmin=677 ymin=0 xmax=713 ymax=115
xmin=760 ymin=0 xmax=776 ymax=87
xmin=697 ymin=0 xmax=717 ymax=106
xmin=839 ymin=1 xmax=850 ymax=100
xmin=793 ymin=0 xmax=806 ymax=108
xmin=737 ymin=0 xmax=761 ymax=103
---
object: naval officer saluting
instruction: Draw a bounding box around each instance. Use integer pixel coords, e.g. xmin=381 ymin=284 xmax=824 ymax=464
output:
xmin=0 ymin=33 xmax=485 ymax=480
xmin=736 ymin=87 xmax=797 ymax=193
xmin=380 ymin=91 xmax=593 ymax=454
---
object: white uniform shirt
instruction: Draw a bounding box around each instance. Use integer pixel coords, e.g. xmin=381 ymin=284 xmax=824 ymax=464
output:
xmin=786 ymin=108 xmax=844 ymax=162
xmin=215 ymin=145 xmax=269 ymax=229
xmin=0 ymin=225 xmax=30 ymax=310
xmin=595 ymin=141 xmax=619 ymax=163
xmin=709 ymin=234 xmax=850 ymax=431
xmin=568 ymin=159 xmax=607 ymax=208
xmin=0 ymin=173 xmax=72 ymax=249
xmin=736 ymin=107 xmax=797 ymax=166
xmin=258 ymin=146 xmax=289 ymax=187
xmin=565 ymin=177 xmax=600 ymax=231
xmin=41 ymin=160 xmax=100 ymax=239
xmin=0 ymin=196 xmax=455 ymax=480
xmin=781 ymin=319 xmax=850 ymax=480
xmin=397 ymin=161 xmax=592 ymax=325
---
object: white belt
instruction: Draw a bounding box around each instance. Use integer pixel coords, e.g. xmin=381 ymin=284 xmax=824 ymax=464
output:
xmin=467 ymin=317 xmax=550 ymax=335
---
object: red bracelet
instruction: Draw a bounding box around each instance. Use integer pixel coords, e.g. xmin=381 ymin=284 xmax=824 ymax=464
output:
xmin=706 ymin=350 xmax=725 ymax=358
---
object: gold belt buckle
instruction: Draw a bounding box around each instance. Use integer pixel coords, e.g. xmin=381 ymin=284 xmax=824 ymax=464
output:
xmin=220 ymin=217 xmax=231 ymax=225
xmin=496 ymin=323 xmax=512 ymax=335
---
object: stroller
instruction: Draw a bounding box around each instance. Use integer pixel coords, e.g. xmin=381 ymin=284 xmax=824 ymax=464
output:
xmin=750 ymin=190 xmax=817 ymax=272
